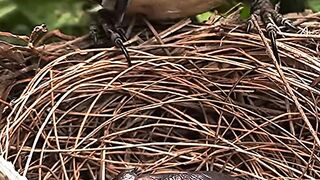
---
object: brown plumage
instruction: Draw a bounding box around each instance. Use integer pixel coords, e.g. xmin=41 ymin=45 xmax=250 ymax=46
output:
xmin=98 ymin=0 xmax=227 ymax=20
xmin=126 ymin=0 xmax=227 ymax=20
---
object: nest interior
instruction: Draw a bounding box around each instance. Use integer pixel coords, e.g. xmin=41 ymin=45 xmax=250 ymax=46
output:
xmin=1 ymin=11 xmax=320 ymax=179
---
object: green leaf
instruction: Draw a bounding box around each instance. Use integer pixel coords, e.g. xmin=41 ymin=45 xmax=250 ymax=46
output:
xmin=196 ymin=11 xmax=214 ymax=23
xmin=307 ymin=0 xmax=320 ymax=12
xmin=240 ymin=2 xmax=250 ymax=19
xmin=0 ymin=0 xmax=17 ymax=18
xmin=11 ymin=0 xmax=87 ymax=29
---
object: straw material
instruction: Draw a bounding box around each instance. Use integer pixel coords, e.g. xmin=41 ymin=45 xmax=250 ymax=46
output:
xmin=0 ymin=11 xmax=320 ymax=179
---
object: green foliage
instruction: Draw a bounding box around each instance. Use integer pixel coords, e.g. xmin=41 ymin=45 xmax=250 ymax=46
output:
xmin=0 ymin=0 xmax=92 ymax=35
xmin=0 ymin=0 xmax=16 ymax=18
xmin=239 ymin=2 xmax=251 ymax=19
xmin=196 ymin=11 xmax=214 ymax=23
xmin=12 ymin=0 xmax=85 ymax=28
xmin=308 ymin=0 xmax=320 ymax=12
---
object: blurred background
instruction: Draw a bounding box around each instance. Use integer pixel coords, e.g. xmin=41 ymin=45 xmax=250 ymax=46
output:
xmin=0 ymin=0 xmax=318 ymax=36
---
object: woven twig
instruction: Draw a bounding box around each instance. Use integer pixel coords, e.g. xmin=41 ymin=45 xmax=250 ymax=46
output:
xmin=0 ymin=11 xmax=320 ymax=179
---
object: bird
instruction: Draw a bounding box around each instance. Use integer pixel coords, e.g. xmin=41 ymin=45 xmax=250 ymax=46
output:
xmin=113 ymin=169 xmax=235 ymax=180
xmin=92 ymin=0 xmax=297 ymax=66
xmin=99 ymin=0 xmax=227 ymax=21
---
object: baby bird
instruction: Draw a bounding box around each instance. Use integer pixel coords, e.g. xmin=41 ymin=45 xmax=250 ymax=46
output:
xmin=113 ymin=169 xmax=235 ymax=180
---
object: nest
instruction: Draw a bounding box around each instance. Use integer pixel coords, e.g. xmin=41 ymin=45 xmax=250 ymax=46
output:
xmin=1 ymin=11 xmax=320 ymax=179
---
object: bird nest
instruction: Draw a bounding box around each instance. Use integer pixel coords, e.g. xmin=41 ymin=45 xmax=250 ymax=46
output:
xmin=0 ymin=11 xmax=320 ymax=179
